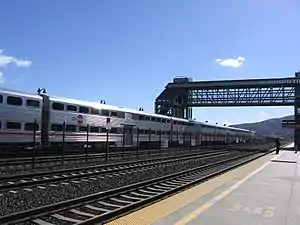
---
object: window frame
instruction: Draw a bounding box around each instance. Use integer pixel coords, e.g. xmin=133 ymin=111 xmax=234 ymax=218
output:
xmin=66 ymin=125 xmax=77 ymax=132
xmin=90 ymin=126 xmax=99 ymax=133
xmin=101 ymin=109 xmax=110 ymax=116
xmin=51 ymin=124 xmax=63 ymax=131
xmin=91 ymin=108 xmax=100 ymax=115
xmin=26 ymin=99 xmax=40 ymax=108
xmin=25 ymin=123 xmax=39 ymax=131
xmin=79 ymin=106 xmax=89 ymax=114
xmin=7 ymin=96 xmax=23 ymax=106
xmin=52 ymin=102 xmax=65 ymax=111
xmin=110 ymin=127 xmax=118 ymax=133
xmin=6 ymin=122 xmax=21 ymax=130
xmin=67 ymin=105 xmax=77 ymax=112
xmin=110 ymin=111 xmax=118 ymax=117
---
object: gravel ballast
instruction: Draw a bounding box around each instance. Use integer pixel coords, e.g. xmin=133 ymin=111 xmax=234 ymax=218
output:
xmin=0 ymin=151 xmax=244 ymax=216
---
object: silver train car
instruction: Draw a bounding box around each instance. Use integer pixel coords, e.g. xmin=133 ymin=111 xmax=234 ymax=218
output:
xmin=0 ymin=88 xmax=255 ymax=149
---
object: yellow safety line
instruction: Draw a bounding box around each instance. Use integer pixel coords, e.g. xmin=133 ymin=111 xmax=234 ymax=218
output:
xmin=174 ymin=151 xmax=284 ymax=225
xmin=105 ymin=151 xmax=276 ymax=225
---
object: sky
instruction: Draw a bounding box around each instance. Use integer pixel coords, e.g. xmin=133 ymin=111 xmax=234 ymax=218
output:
xmin=0 ymin=0 xmax=299 ymax=125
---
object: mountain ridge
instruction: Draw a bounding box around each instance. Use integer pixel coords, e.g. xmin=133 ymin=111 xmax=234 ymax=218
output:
xmin=230 ymin=115 xmax=293 ymax=138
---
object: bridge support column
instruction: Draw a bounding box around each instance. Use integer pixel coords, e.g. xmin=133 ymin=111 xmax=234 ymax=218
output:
xmin=294 ymin=72 xmax=300 ymax=151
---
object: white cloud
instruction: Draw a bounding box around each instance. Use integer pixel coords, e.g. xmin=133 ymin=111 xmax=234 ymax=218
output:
xmin=0 ymin=72 xmax=4 ymax=84
xmin=215 ymin=56 xmax=245 ymax=68
xmin=14 ymin=59 xmax=32 ymax=67
xmin=0 ymin=49 xmax=32 ymax=68
xmin=0 ymin=49 xmax=32 ymax=84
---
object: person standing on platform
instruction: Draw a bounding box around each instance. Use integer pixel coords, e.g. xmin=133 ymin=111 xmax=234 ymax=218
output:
xmin=275 ymin=139 xmax=281 ymax=154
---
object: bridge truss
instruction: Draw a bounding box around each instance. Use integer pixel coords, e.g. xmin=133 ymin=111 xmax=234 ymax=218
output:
xmin=155 ymin=72 xmax=300 ymax=149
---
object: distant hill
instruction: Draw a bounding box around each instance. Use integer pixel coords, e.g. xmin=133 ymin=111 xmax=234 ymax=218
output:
xmin=230 ymin=115 xmax=294 ymax=138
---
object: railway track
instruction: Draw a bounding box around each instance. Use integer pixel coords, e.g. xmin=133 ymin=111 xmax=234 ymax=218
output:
xmin=0 ymin=143 xmax=276 ymax=173
xmin=0 ymin=150 xmax=271 ymax=225
xmin=0 ymin=150 xmax=233 ymax=192
xmin=0 ymin=147 xmax=223 ymax=169
xmin=0 ymin=149 xmax=229 ymax=177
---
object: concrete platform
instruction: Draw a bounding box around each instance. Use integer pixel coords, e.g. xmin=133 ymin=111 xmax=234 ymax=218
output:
xmin=155 ymin=150 xmax=300 ymax=225
xmin=106 ymin=148 xmax=300 ymax=225
xmin=284 ymin=142 xmax=294 ymax=148
xmin=283 ymin=142 xmax=295 ymax=151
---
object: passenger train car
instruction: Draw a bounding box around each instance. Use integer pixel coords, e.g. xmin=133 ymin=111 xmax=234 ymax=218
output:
xmin=0 ymin=88 xmax=255 ymax=150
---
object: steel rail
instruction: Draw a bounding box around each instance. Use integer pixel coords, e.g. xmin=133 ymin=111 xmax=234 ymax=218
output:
xmin=0 ymin=150 xmax=270 ymax=225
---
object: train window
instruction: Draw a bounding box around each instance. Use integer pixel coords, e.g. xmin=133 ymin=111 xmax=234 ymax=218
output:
xmin=0 ymin=95 xmax=2 ymax=103
xmin=110 ymin=128 xmax=118 ymax=133
xmin=151 ymin=117 xmax=156 ymax=122
xmin=174 ymin=121 xmax=178 ymax=124
xmin=0 ymin=121 xmax=1 ymax=129
xmin=173 ymin=131 xmax=177 ymax=135
xmin=145 ymin=116 xmax=150 ymax=121
xmin=67 ymin=105 xmax=77 ymax=112
xmin=78 ymin=126 xmax=88 ymax=132
xmin=117 ymin=111 xmax=125 ymax=118
xmin=26 ymin=99 xmax=40 ymax=108
xmin=66 ymin=125 xmax=76 ymax=132
xmin=110 ymin=111 xmax=118 ymax=117
xmin=7 ymin=96 xmax=22 ymax=106
xmin=101 ymin=109 xmax=110 ymax=116
xmin=100 ymin=127 xmax=107 ymax=133
xmin=157 ymin=118 xmax=162 ymax=122
xmin=166 ymin=131 xmax=170 ymax=135
xmin=139 ymin=115 xmax=145 ymax=120
xmin=90 ymin=126 xmax=99 ymax=133
xmin=51 ymin=124 xmax=63 ymax=131
xmin=79 ymin=106 xmax=89 ymax=114
xmin=145 ymin=130 xmax=150 ymax=134
xmin=162 ymin=119 xmax=166 ymax=123
xmin=131 ymin=114 xmax=139 ymax=120
xmin=91 ymin=108 xmax=100 ymax=115
xmin=52 ymin=102 xmax=64 ymax=110
xmin=161 ymin=131 xmax=166 ymax=135
xmin=166 ymin=119 xmax=170 ymax=123
xmin=6 ymin=122 xmax=21 ymax=130
xmin=151 ymin=130 xmax=156 ymax=134
xmin=25 ymin=123 xmax=39 ymax=131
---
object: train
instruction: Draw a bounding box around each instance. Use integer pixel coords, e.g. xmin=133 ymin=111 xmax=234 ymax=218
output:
xmin=0 ymin=88 xmax=256 ymax=150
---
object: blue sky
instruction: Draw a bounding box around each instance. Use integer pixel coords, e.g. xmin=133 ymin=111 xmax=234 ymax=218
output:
xmin=0 ymin=0 xmax=299 ymax=124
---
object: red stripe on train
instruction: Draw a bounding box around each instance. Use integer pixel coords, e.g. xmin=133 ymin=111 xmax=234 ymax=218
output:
xmin=0 ymin=132 xmax=109 ymax=137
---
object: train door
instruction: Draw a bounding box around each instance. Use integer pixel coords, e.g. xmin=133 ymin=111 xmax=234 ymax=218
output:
xmin=123 ymin=125 xmax=133 ymax=146
xmin=170 ymin=119 xmax=173 ymax=143
xmin=40 ymin=94 xmax=50 ymax=148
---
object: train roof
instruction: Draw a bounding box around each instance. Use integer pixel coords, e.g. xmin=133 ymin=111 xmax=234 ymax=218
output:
xmin=50 ymin=95 xmax=252 ymax=132
xmin=191 ymin=120 xmax=251 ymax=132
xmin=50 ymin=95 xmax=172 ymax=119
xmin=0 ymin=88 xmax=253 ymax=133
xmin=0 ymin=88 xmax=43 ymax=100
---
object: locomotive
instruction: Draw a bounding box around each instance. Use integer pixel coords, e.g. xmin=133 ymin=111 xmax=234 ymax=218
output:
xmin=0 ymin=88 xmax=255 ymax=150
